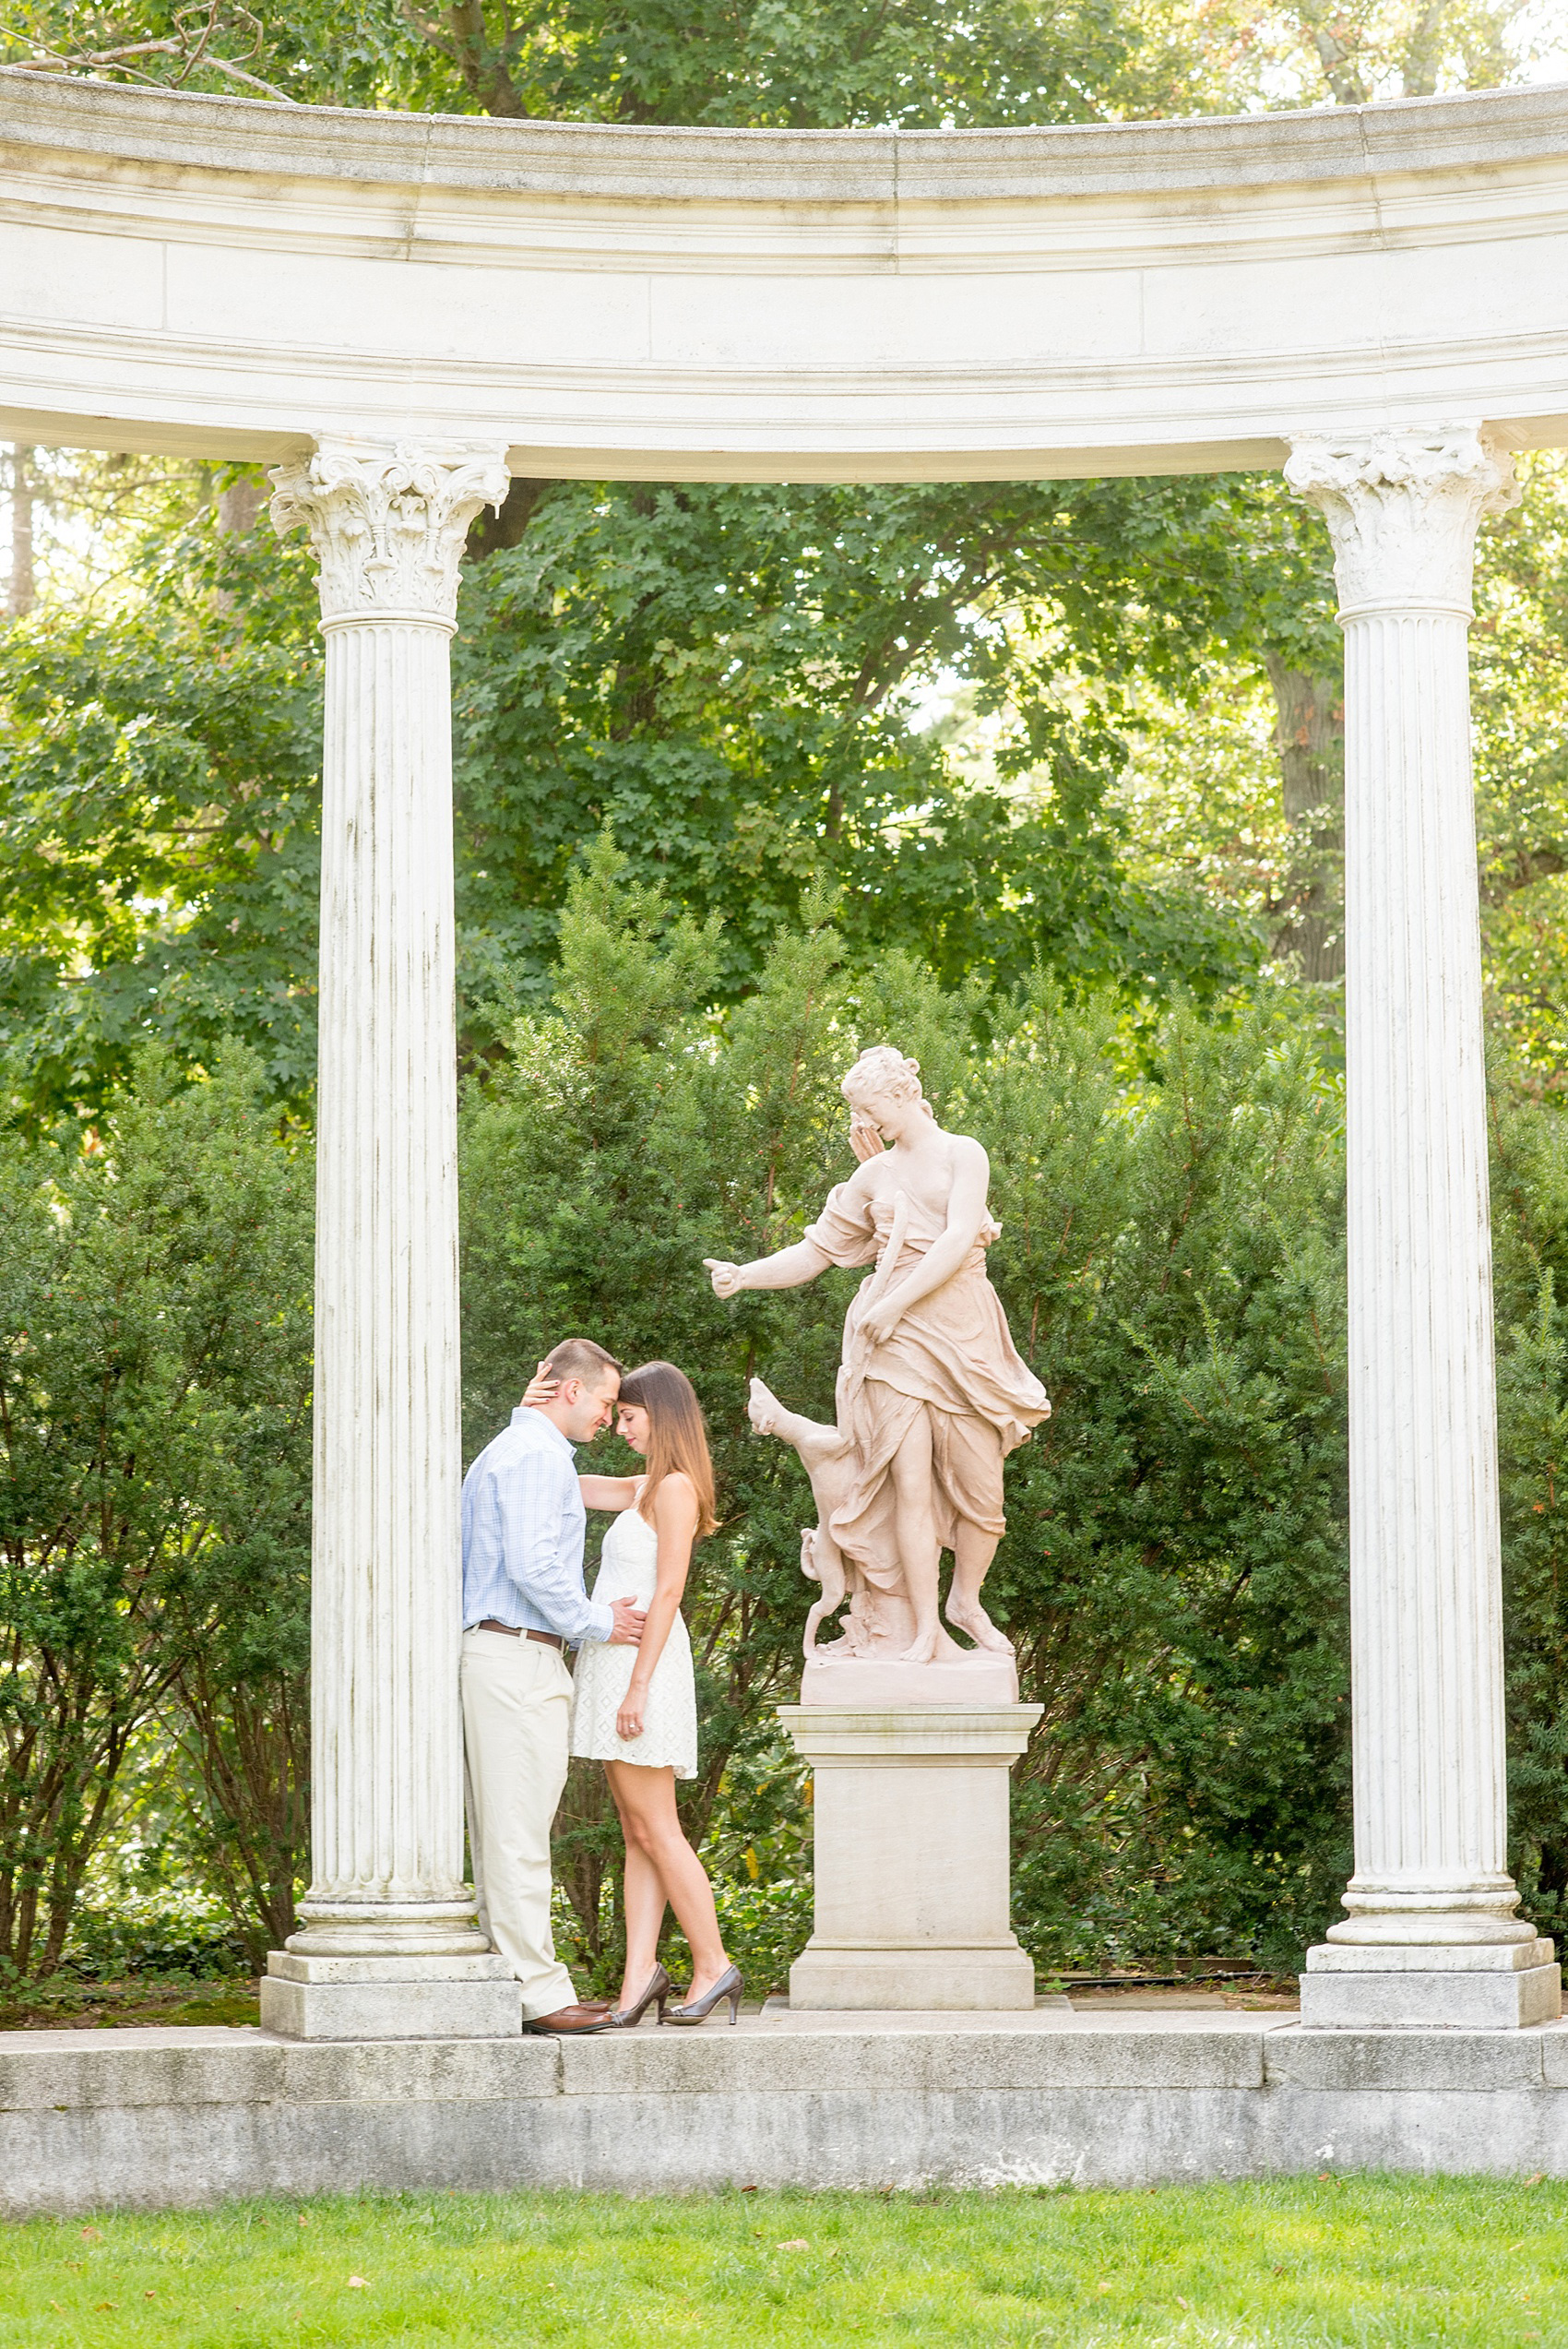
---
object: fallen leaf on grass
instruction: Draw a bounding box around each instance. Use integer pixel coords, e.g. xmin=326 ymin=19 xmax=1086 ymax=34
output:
xmin=1097 ymin=2282 xmax=1114 ymax=2295
xmin=80 ymin=2227 xmax=100 ymax=2240
xmin=777 ymin=2239 xmax=810 ymax=2251
xmin=1176 ymin=2296 xmax=1192 ymax=2311
xmin=348 ymin=2275 xmax=370 ymax=2288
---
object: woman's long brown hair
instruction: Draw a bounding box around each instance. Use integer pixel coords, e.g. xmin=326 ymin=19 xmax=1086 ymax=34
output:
xmin=620 ymin=1360 xmax=719 ymax=1537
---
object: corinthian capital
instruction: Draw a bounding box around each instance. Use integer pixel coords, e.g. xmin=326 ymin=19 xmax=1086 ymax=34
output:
xmin=1284 ymin=425 xmax=1519 ymax=616
xmin=269 ymin=441 xmax=511 ymax=627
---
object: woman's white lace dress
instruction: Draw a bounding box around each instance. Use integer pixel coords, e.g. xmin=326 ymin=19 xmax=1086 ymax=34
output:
xmin=571 ymin=1496 xmax=697 ymax=1777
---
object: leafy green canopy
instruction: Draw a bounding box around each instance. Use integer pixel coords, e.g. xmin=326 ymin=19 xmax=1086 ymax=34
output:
xmin=0 ymin=0 xmax=1245 ymax=123
xmin=0 ymin=516 xmax=322 ymax=1120
xmin=2 ymin=0 xmax=1527 ymax=122
xmin=452 ymin=475 xmax=1273 ymax=1032
xmin=0 ymin=471 xmax=1284 ymax=1122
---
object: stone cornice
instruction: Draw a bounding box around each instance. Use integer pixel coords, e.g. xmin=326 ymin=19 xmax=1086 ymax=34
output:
xmin=4 ymin=66 xmax=1568 ymax=205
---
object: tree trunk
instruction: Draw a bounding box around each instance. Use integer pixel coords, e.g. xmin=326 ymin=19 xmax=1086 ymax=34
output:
xmin=1265 ymin=652 xmax=1345 ymax=983
xmin=216 ymin=473 xmax=267 ymax=535
xmin=6 ymin=446 xmax=35 ymax=617
xmin=466 ymin=476 xmax=548 ymax=562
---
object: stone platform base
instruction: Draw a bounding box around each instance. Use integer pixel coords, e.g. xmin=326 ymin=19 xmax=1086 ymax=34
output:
xmin=799 ymin=1651 xmax=1019 ymax=1706
xmin=788 ymin=1944 xmax=1037 ymax=2010
xmin=1300 ymin=1938 xmax=1563 ymax=2030
xmin=16 ymin=2009 xmax=1568 ymax=2212
xmin=260 ymin=1951 xmax=520 ymax=2041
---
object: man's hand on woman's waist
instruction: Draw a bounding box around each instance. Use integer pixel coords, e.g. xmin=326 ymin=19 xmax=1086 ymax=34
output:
xmin=607 ymin=1598 xmax=646 ymax=1646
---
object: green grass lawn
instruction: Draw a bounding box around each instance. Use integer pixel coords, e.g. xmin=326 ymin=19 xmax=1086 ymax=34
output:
xmin=2 ymin=2176 xmax=1562 ymax=2347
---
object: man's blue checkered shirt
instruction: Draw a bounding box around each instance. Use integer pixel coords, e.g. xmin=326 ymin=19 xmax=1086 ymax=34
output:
xmin=460 ymin=1406 xmax=613 ymax=1645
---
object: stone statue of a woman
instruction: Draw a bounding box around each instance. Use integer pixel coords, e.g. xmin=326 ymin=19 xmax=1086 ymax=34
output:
xmin=705 ymin=1045 xmax=1050 ymax=1674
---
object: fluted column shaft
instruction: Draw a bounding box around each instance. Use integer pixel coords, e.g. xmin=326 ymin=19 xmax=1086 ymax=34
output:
xmin=271 ymin=442 xmax=509 ymax=1958
xmin=1289 ymin=424 xmax=1530 ymax=1946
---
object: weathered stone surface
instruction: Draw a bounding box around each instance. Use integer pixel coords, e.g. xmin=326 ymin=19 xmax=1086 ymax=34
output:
xmin=259 ymin=1973 xmax=522 ymax=2044
xmin=1298 ymin=1966 xmax=1562 ymax=2032
xmin=1305 ymin=1938 xmax=1557 ymax=1973
xmin=1266 ymin=2025 xmax=1552 ymax=2091
xmin=560 ymin=2021 xmax=1271 ymax=2099
xmin=0 ymin=2030 xmax=281 ymax=2113
xmin=34 ymin=2014 xmax=1568 ymax=2212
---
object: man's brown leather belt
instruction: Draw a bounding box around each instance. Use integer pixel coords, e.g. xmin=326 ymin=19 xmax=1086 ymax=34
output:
xmin=476 ymin=1619 xmax=564 ymax=1650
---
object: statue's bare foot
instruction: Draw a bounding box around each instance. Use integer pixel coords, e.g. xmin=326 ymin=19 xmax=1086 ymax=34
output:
xmin=945 ymin=1595 xmax=1015 ymax=1655
xmin=899 ymin=1624 xmax=942 ymax=1664
xmin=747 ymin=1376 xmax=782 ymax=1437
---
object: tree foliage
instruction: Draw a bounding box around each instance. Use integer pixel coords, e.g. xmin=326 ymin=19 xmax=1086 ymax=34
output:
xmin=0 ymin=1051 xmax=311 ymax=1979
xmin=0 ymin=510 xmax=322 ymax=1122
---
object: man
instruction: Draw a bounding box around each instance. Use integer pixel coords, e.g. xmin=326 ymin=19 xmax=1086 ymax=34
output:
xmin=460 ymin=1336 xmax=645 ymax=2034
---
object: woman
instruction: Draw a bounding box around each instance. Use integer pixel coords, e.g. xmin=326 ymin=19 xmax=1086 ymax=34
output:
xmin=524 ymin=1355 xmax=742 ymax=2028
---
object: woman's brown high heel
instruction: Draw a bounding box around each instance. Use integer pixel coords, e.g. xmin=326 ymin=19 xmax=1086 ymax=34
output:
xmin=662 ymin=1963 xmax=742 ymax=2026
xmin=605 ymin=1962 xmax=671 ymax=2028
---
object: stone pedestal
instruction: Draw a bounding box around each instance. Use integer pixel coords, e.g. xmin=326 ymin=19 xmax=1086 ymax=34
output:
xmin=780 ymin=1703 xmax=1042 ymax=2009
xmin=266 ymin=439 xmax=517 ymax=2041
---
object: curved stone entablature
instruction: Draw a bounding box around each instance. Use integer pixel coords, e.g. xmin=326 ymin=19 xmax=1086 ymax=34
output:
xmin=1 ymin=68 xmax=1567 ymax=477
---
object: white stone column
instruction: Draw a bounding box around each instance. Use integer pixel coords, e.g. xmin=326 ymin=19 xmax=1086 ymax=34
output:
xmin=259 ymin=440 xmax=520 ymax=2042
xmin=1287 ymin=424 xmax=1559 ymax=2029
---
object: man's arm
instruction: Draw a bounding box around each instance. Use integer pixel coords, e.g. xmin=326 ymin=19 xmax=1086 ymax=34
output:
xmin=495 ymin=1448 xmax=614 ymax=1644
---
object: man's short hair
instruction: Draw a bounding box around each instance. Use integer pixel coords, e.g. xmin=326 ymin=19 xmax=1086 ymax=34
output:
xmin=543 ymin=1337 xmax=624 ymax=1390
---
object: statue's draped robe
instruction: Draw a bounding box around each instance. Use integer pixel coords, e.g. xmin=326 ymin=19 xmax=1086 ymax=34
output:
xmin=802 ymin=1184 xmax=1051 ymax=1604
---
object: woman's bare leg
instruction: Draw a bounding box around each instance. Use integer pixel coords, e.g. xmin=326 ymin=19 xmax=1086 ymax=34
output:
xmin=946 ymin=1522 xmax=1013 ymax=1653
xmin=605 ymin=1760 xmax=732 ymax=2002
xmin=890 ymin=1410 xmax=944 ymax=1662
xmin=616 ymin=1835 xmax=668 ymax=2009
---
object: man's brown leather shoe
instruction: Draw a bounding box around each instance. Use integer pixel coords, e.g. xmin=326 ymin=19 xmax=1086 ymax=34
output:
xmin=521 ymin=2003 xmax=613 ymax=2034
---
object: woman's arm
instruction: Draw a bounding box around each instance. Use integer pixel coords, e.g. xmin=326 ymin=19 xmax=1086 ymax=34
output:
xmin=861 ymin=1140 xmax=991 ymax=1346
xmin=519 ymin=1365 xmax=638 ymax=1508
xmin=578 ymin=1474 xmax=640 ymax=1512
xmin=617 ymin=1474 xmax=699 ymax=1742
xmin=704 ymin=1236 xmax=832 ymax=1298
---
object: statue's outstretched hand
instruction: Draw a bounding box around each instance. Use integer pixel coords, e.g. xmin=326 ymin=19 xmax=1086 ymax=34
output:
xmin=704 ymin=1258 xmax=742 ymax=1299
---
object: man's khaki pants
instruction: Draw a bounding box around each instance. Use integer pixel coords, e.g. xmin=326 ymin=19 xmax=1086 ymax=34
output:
xmin=460 ymin=1628 xmax=577 ymax=2021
